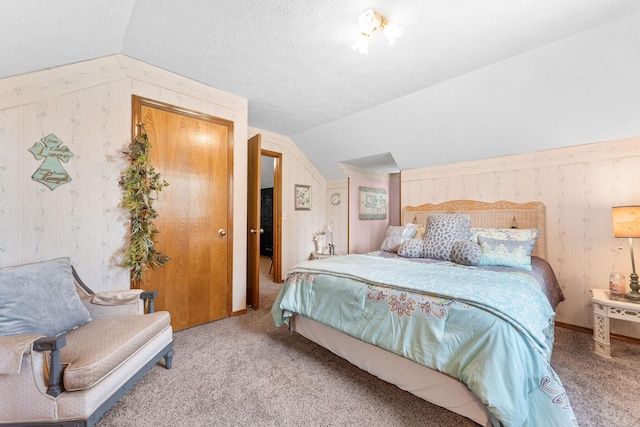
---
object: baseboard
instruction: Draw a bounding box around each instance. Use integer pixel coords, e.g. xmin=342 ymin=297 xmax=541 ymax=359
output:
xmin=555 ymin=321 xmax=640 ymax=345
xmin=232 ymin=309 xmax=247 ymax=317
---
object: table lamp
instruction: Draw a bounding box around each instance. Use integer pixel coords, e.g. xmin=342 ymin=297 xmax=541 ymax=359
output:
xmin=612 ymin=206 xmax=640 ymax=301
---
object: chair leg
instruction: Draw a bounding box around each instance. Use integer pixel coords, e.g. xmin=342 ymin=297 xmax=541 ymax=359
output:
xmin=164 ymin=344 xmax=174 ymax=369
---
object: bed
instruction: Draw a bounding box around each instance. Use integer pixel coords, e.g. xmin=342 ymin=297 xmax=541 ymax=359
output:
xmin=271 ymin=200 xmax=576 ymax=426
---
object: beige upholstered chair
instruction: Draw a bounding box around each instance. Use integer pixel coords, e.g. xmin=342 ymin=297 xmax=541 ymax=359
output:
xmin=0 ymin=258 xmax=173 ymax=426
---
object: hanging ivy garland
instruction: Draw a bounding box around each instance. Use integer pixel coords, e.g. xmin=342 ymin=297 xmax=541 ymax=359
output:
xmin=119 ymin=127 xmax=170 ymax=284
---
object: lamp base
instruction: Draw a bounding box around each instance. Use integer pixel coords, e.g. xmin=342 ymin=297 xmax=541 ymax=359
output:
xmin=624 ymin=291 xmax=640 ymax=302
xmin=626 ymin=272 xmax=640 ymax=302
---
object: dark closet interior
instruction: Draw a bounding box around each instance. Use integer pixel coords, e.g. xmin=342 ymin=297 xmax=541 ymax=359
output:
xmin=260 ymin=187 xmax=273 ymax=258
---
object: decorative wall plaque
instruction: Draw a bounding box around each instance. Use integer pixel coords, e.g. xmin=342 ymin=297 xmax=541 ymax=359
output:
xmin=28 ymin=133 xmax=74 ymax=190
xmin=359 ymin=186 xmax=387 ymax=220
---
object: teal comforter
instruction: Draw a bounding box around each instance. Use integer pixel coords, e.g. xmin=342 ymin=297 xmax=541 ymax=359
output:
xmin=271 ymin=254 xmax=576 ymax=427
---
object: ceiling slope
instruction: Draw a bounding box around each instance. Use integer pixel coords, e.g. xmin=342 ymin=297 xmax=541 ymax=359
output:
xmin=1 ymin=1 xmax=639 ymax=179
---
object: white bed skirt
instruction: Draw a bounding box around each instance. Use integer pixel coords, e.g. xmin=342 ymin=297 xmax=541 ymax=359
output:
xmin=291 ymin=314 xmax=492 ymax=427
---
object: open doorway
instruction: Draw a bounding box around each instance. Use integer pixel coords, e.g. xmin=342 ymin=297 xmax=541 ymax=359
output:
xmin=260 ymin=156 xmax=274 ymax=262
xmin=260 ymin=150 xmax=282 ymax=284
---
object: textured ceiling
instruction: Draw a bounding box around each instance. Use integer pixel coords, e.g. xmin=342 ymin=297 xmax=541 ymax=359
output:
xmin=2 ymin=1 xmax=640 ymax=178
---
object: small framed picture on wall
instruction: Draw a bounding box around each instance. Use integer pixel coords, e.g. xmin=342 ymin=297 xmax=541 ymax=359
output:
xmin=294 ymin=184 xmax=311 ymax=210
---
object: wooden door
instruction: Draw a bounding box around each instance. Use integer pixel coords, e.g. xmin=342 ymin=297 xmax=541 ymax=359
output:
xmin=133 ymin=96 xmax=233 ymax=331
xmin=246 ymin=134 xmax=261 ymax=309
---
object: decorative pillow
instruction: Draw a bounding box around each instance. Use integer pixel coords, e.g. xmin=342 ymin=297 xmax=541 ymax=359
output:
xmin=380 ymin=224 xmax=417 ymax=252
xmin=413 ymin=224 xmax=427 ymax=240
xmin=450 ymin=241 xmax=483 ymax=266
xmin=0 ymin=257 xmax=92 ymax=337
xmin=397 ymin=239 xmax=425 ymax=258
xmin=477 ymin=236 xmax=536 ymax=271
xmin=422 ymin=213 xmax=471 ymax=261
xmin=470 ymin=228 xmax=540 ymax=244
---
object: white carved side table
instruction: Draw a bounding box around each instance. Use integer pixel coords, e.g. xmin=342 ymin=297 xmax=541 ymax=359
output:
xmin=590 ymin=288 xmax=640 ymax=358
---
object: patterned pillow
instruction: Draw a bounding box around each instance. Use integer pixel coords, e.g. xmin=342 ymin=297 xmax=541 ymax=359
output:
xmin=477 ymin=236 xmax=536 ymax=271
xmin=422 ymin=213 xmax=471 ymax=261
xmin=470 ymin=228 xmax=540 ymax=244
xmin=397 ymin=239 xmax=425 ymax=258
xmin=413 ymin=224 xmax=427 ymax=240
xmin=450 ymin=241 xmax=483 ymax=266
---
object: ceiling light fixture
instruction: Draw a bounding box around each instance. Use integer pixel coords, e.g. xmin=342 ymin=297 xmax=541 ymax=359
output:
xmin=352 ymin=8 xmax=403 ymax=54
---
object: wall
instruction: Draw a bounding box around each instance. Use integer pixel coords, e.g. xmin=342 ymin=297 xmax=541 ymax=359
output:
xmin=326 ymin=173 xmax=400 ymax=256
xmin=346 ymin=167 xmax=399 ymax=254
xmin=326 ymin=178 xmax=348 ymax=255
xmin=0 ymin=55 xmax=250 ymax=312
xmin=248 ymin=128 xmax=326 ymax=274
xmin=402 ymin=136 xmax=640 ymax=338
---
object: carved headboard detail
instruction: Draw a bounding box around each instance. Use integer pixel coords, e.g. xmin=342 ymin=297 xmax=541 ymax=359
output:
xmin=401 ymin=200 xmax=547 ymax=259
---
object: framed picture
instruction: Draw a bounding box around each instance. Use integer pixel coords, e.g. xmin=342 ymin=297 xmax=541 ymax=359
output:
xmin=294 ymin=184 xmax=311 ymax=210
xmin=359 ymin=186 xmax=387 ymax=220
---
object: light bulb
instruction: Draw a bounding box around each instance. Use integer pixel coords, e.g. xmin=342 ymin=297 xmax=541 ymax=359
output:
xmin=383 ymin=22 xmax=403 ymax=46
xmin=358 ymin=8 xmax=381 ymax=34
xmin=352 ymin=33 xmax=370 ymax=54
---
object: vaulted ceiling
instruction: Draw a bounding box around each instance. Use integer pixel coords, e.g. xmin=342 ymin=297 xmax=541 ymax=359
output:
xmin=3 ymin=1 xmax=640 ymax=179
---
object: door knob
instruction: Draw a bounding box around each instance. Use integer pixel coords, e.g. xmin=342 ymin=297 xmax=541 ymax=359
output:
xmin=260 ymin=228 xmax=264 ymax=234
xmin=218 ymin=229 xmax=227 ymax=236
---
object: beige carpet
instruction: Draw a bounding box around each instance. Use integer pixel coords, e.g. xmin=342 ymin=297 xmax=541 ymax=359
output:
xmin=95 ymin=258 xmax=640 ymax=426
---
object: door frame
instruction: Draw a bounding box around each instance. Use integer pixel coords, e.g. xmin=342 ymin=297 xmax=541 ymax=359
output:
xmin=132 ymin=95 xmax=235 ymax=318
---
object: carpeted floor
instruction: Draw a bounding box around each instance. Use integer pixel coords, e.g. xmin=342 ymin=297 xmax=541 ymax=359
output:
xmin=95 ymin=259 xmax=640 ymax=426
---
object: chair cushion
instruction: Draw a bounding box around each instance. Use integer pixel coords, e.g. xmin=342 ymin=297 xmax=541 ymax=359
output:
xmin=0 ymin=257 xmax=91 ymax=337
xmin=61 ymin=311 xmax=170 ymax=391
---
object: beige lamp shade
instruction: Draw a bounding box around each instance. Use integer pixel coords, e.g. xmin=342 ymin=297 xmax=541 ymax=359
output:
xmin=612 ymin=206 xmax=640 ymax=238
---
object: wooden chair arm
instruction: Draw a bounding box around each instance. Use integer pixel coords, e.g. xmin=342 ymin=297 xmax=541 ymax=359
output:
xmin=33 ymin=335 xmax=67 ymax=397
xmin=140 ymin=291 xmax=158 ymax=313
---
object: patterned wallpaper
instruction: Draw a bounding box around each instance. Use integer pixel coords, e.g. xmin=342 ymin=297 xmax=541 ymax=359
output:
xmin=4 ymin=53 xmax=639 ymax=334
xmin=0 ymin=55 xmax=250 ymax=312
xmin=402 ymin=137 xmax=640 ymax=338
xmin=326 ymin=178 xmax=349 ymax=256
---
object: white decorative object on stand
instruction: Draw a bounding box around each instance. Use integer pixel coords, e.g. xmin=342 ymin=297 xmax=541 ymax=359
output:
xmin=315 ymin=234 xmax=326 ymax=254
xmin=590 ymin=288 xmax=640 ymax=358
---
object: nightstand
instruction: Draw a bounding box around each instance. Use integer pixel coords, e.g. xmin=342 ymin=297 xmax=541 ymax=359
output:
xmin=590 ymin=288 xmax=640 ymax=358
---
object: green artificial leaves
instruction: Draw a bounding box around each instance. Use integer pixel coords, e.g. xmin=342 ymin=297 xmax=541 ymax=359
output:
xmin=119 ymin=130 xmax=170 ymax=284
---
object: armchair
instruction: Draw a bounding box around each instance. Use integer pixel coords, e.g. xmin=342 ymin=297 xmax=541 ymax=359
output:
xmin=0 ymin=257 xmax=173 ymax=426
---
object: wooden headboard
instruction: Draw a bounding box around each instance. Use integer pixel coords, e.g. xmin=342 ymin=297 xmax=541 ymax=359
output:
xmin=402 ymin=200 xmax=547 ymax=259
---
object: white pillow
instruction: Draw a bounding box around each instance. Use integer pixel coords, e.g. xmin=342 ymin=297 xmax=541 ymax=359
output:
xmin=380 ymin=225 xmax=417 ymax=252
xmin=387 ymin=225 xmax=417 ymax=238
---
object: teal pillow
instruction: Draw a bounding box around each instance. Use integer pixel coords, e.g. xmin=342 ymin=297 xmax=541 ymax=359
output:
xmin=0 ymin=257 xmax=92 ymax=336
xmin=477 ymin=236 xmax=535 ymax=271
